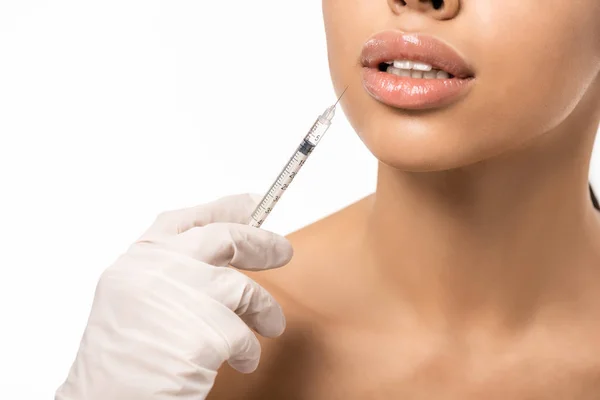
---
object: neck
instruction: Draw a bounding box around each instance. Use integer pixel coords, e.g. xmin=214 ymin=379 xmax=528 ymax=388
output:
xmin=358 ymin=110 xmax=600 ymax=331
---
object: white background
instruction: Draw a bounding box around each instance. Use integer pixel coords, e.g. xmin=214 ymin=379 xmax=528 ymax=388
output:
xmin=0 ymin=2 xmax=598 ymax=398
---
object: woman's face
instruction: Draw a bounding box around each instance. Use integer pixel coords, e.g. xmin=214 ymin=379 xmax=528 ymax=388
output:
xmin=323 ymin=0 xmax=600 ymax=171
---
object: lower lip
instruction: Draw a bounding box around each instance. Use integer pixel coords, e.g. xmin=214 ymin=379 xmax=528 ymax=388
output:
xmin=361 ymin=68 xmax=475 ymax=110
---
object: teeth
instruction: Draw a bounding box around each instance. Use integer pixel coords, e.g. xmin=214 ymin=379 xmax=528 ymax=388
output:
xmin=388 ymin=67 xmax=411 ymax=77
xmin=393 ymin=60 xmax=413 ymax=69
xmin=412 ymin=62 xmax=432 ymax=71
xmin=384 ymin=59 xmax=451 ymax=78
xmin=391 ymin=59 xmax=433 ymax=71
xmin=436 ymin=70 xmax=450 ymax=79
xmin=386 ymin=65 xmax=451 ymax=79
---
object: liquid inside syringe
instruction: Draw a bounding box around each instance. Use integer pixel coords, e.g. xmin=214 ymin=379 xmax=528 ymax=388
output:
xmin=248 ymin=89 xmax=347 ymax=228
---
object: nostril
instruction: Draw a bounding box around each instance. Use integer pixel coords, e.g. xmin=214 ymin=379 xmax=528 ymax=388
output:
xmin=419 ymin=0 xmax=444 ymax=9
xmin=390 ymin=0 xmax=457 ymax=18
xmin=431 ymin=0 xmax=444 ymax=9
xmin=392 ymin=0 xmax=448 ymax=12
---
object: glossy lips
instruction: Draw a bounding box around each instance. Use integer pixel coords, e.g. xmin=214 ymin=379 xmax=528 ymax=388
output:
xmin=360 ymin=31 xmax=476 ymax=110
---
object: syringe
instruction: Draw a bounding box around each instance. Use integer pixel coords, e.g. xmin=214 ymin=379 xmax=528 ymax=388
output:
xmin=248 ymin=87 xmax=348 ymax=228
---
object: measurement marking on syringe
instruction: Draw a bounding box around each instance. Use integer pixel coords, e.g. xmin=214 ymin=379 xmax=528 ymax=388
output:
xmin=248 ymin=87 xmax=348 ymax=228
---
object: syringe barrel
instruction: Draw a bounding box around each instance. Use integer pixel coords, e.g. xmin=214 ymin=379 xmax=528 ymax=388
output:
xmin=248 ymin=145 xmax=310 ymax=228
xmin=304 ymin=117 xmax=332 ymax=146
xmin=248 ymin=110 xmax=335 ymax=228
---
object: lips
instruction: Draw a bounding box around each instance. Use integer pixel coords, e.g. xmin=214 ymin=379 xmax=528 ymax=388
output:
xmin=360 ymin=31 xmax=476 ymax=110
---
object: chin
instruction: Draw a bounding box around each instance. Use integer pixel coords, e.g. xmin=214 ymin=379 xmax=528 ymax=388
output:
xmin=370 ymin=141 xmax=483 ymax=172
xmin=349 ymin=108 xmax=494 ymax=173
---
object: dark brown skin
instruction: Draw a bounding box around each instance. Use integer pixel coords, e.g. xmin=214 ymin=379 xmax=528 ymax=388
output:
xmin=208 ymin=0 xmax=600 ymax=398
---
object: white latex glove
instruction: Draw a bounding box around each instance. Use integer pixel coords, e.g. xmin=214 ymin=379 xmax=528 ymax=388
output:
xmin=55 ymin=193 xmax=293 ymax=400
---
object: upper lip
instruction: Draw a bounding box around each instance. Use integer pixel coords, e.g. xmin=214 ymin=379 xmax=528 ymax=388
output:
xmin=360 ymin=31 xmax=475 ymax=79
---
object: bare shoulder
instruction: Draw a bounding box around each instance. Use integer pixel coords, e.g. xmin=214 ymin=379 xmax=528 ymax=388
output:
xmin=206 ymin=196 xmax=373 ymax=400
xmin=205 ymin=287 xmax=322 ymax=400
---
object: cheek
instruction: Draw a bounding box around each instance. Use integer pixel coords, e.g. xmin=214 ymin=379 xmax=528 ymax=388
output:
xmin=470 ymin=3 xmax=600 ymax=136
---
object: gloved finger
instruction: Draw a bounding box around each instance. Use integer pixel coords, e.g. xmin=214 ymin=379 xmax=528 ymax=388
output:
xmin=172 ymin=222 xmax=293 ymax=270
xmin=96 ymin=263 xmax=264 ymax=374
xmin=199 ymin=298 xmax=264 ymax=374
xmin=124 ymin=245 xmax=288 ymax=337
xmin=201 ymin=267 xmax=287 ymax=338
xmin=226 ymin=324 xmax=262 ymax=374
xmin=135 ymin=193 xmax=263 ymax=243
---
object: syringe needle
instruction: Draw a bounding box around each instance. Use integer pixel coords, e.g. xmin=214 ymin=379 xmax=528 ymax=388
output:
xmin=333 ymin=86 xmax=349 ymax=108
